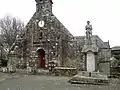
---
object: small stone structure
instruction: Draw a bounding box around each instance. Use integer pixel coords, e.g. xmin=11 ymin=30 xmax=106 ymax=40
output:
xmin=7 ymin=51 xmax=17 ymax=73
xmin=69 ymin=21 xmax=110 ymax=84
xmin=110 ymin=66 xmax=120 ymax=78
xmin=82 ymin=21 xmax=99 ymax=72
xmin=53 ymin=67 xmax=77 ymax=76
xmin=81 ymin=21 xmax=110 ymax=75
xmin=110 ymin=46 xmax=120 ymax=77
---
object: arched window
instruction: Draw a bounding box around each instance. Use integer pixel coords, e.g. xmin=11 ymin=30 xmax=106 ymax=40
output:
xmin=39 ymin=32 xmax=43 ymax=39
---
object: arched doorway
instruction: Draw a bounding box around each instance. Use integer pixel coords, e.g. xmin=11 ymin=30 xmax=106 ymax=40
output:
xmin=37 ymin=49 xmax=46 ymax=68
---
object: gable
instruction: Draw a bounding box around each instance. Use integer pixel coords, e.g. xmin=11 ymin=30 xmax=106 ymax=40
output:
xmin=24 ymin=10 xmax=73 ymax=42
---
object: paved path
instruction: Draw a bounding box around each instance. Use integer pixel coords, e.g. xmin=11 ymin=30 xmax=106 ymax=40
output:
xmin=0 ymin=70 xmax=26 ymax=82
xmin=0 ymin=75 xmax=120 ymax=90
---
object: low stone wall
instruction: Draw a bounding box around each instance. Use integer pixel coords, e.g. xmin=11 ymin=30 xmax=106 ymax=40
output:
xmin=53 ymin=67 xmax=78 ymax=76
xmin=110 ymin=66 xmax=120 ymax=78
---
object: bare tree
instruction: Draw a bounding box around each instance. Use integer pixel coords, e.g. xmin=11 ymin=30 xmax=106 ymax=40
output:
xmin=0 ymin=16 xmax=24 ymax=65
xmin=0 ymin=16 xmax=24 ymax=53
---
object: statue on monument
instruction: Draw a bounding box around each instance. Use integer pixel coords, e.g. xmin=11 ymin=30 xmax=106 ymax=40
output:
xmin=85 ymin=21 xmax=92 ymax=40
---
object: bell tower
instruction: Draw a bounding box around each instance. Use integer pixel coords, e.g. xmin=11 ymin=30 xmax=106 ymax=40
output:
xmin=35 ymin=0 xmax=53 ymax=15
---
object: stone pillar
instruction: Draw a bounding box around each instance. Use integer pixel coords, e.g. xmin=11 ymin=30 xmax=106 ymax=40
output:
xmin=83 ymin=54 xmax=86 ymax=71
xmin=95 ymin=54 xmax=98 ymax=71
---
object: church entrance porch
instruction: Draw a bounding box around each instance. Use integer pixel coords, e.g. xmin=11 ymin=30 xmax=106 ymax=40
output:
xmin=37 ymin=49 xmax=46 ymax=68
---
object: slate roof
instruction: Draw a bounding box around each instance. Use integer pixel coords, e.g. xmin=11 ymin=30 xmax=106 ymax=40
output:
xmin=93 ymin=35 xmax=110 ymax=49
xmin=74 ymin=35 xmax=110 ymax=49
xmin=112 ymin=46 xmax=120 ymax=51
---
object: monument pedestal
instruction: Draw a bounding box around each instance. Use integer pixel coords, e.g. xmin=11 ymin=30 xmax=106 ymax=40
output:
xmin=82 ymin=41 xmax=99 ymax=72
xmin=68 ymin=71 xmax=109 ymax=85
xmin=68 ymin=39 xmax=109 ymax=85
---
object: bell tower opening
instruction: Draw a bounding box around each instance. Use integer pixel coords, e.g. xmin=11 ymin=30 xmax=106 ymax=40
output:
xmin=37 ymin=49 xmax=46 ymax=68
xmin=35 ymin=0 xmax=53 ymax=14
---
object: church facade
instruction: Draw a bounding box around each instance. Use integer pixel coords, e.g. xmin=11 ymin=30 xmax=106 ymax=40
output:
xmin=21 ymin=0 xmax=74 ymax=68
xmin=16 ymin=0 xmax=111 ymax=74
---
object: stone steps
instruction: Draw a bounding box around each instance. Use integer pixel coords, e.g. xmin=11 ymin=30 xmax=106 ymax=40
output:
xmin=68 ymin=71 xmax=109 ymax=85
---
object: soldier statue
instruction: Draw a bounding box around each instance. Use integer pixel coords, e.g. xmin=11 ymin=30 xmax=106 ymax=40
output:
xmin=85 ymin=21 xmax=92 ymax=40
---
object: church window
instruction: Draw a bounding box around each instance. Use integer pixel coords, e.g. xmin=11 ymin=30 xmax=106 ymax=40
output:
xmin=39 ymin=32 xmax=43 ymax=39
xmin=57 ymin=34 xmax=61 ymax=39
xmin=46 ymin=4 xmax=49 ymax=8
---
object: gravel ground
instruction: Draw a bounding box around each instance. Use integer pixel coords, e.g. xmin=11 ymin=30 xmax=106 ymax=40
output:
xmin=0 ymin=75 xmax=119 ymax=90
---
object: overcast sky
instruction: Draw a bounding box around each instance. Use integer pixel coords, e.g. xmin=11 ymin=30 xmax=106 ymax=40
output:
xmin=0 ymin=0 xmax=120 ymax=47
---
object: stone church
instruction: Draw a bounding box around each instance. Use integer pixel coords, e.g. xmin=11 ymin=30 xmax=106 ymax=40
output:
xmin=15 ymin=0 xmax=111 ymax=74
